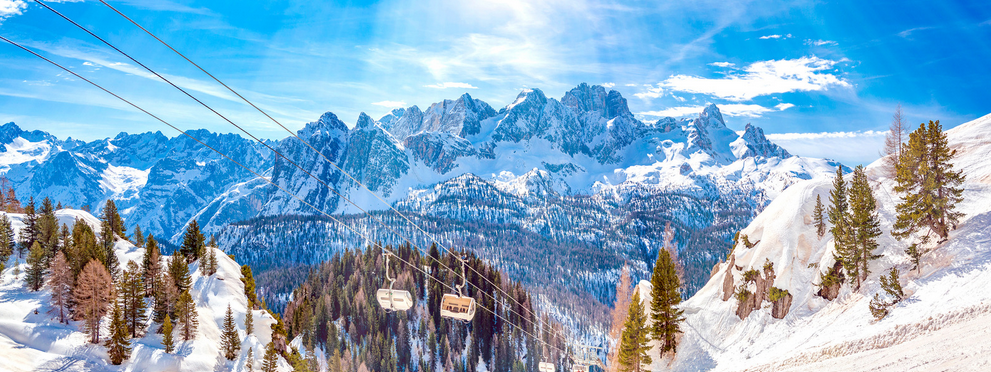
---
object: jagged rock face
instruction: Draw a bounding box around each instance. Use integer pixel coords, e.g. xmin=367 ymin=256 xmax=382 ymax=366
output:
xmin=381 ymin=94 xmax=497 ymax=140
xmin=734 ymin=262 xmax=776 ymax=320
xmin=340 ymin=113 xmax=409 ymax=196
xmin=722 ymin=255 xmax=737 ymax=302
xmin=493 ymin=89 xmax=551 ymax=143
xmin=735 ymin=123 xmax=791 ymax=159
xmin=771 ymin=292 xmax=793 ymax=319
xmin=404 ymin=132 xmax=476 ymax=174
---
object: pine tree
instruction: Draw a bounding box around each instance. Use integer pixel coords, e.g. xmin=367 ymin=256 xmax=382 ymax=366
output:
xmin=649 ymin=248 xmax=684 ymax=354
xmin=848 ymin=165 xmax=882 ymax=290
xmin=241 ymin=264 xmax=257 ymax=309
xmin=179 ymin=219 xmax=205 ymax=262
xmin=880 ymin=268 xmax=904 ymax=302
xmin=202 ymin=247 xmax=218 ymax=276
xmin=119 ymin=261 xmax=148 ymax=338
xmin=245 ymin=308 xmax=254 ymax=335
xmin=262 ymin=341 xmax=279 ymax=372
xmin=47 ymin=250 xmax=73 ymax=324
xmin=617 ymin=290 xmax=651 ymax=372
xmin=175 ymin=289 xmax=198 ymax=341
xmin=828 ymin=166 xmax=855 ymax=284
xmin=168 ymin=255 xmax=191 ymax=293
xmin=25 ymin=241 xmax=47 ymax=291
xmin=246 ymin=347 xmax=254 ymax=372
xmin=75 ymin=259 xmax=113 ymax=343
xmin=813 ymin=194 xmax=826 ymax=239
xmin=70 ymin=219 xmax=102 ymax=279
xmin=162 ymin=314 xmax=175 ymax=353
xmin=894 ymin=120 xmax=965 ymax=243
xmin=905 ymin=244 xmax=924 ymax=274
xmin=153 ymin=273 xmax=179 ymax=325
xmin=0 ymin=213 xmax=14 ymax=263
xmin=133 ymin=225 xmax=145 ymax=248
xmin=221 ymin=304 xmax=242 ymax=360
xmin=142 ymin=235 xmax=162 ymax=296
xmin=37 ymin=197 xmax=59 ymax=263
xmin=18 ymin=197 xmax=38 ymax=258
xmin=869 ymin=293 xmax=889 ymax=320
xmin=105 ymin=301 xmax=131 ymax=365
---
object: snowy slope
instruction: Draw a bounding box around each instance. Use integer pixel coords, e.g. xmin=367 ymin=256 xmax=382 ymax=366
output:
xmin=0 ymin=209 xmax=290 ymax=372
xmin=651 ymin=113 xmax=991 ymax=371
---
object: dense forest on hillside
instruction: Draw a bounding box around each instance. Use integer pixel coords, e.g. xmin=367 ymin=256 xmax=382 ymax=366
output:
xmin=281 ymin=243 xmax=571 ymax=372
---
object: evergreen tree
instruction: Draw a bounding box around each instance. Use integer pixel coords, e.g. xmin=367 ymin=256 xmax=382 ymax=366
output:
xmin=18 ymin=197 xmax=38 ymax=258
xmin=0 ymin=213 xmax=14 ymax=263
xmin=905 ymin=244 xmax=923 ymax=274
xmin=246 ymin=347 xmax=254 ymax=372
xmin=221 ymin=304 xmax=242 ymax=360
xmin=894 ymin=120 xmax=965 ymax=242
xmin=262 ymin=341 xmax=279 ymax=372
xmin=75 ymin=259 xmax=113 ymax=343
xmin=880 ymin=268 xmax=904 ymax=302
xmin=162 ymin=314 xmax=175 ymax=353
xmin=813 ymin=194 xmax=826 ymax=239
xmin=106 ymin=301 xmax=131 ymax=365
xmin=142 ymin=235 xmax=162 ymax=296
xmin=848 ymin=165 xmax=883 ymax=290
xmin=47 ymin=250 xmax=73 ymax=324
xmin=208 ymin=234 xmax=217 ymax=248
xmin=241 ymin=264 xmax=257 ymax=308
xmin=202 ymin=247 xmax=218 ymax=276
xmin=175 ymin=289 xmax=199 ymax=341
xmin=70 ymin=219 xmax=102 ymax=280
xmin=869 ymin=293 xmax=889 ymax=320
xmin=617 ymin=290 xmax=651 ymax=372
xmin=101 ymin=200 xmax=124 ymax=237
xmin=153 ymin=273 xmax=179 ymax=325
xmin=98 ymin=214 xmax=119 ymax=276
xmin=119 ymin=261 xmax=148 ymax=338
xmin=245 ymin=308 xmax=254 ymax=335
xmin=133 ymin=225 xmax=145 ymax=248
xmin=649 ymin=249 xmax=684 ymax=354
xmin=25 ymin=241 xmax=47 ymax=291
xmin=168 ymin=255 xmax=192 ymax=293
xmin=179 ymin=220 xmax=205 ymax=262
xmin=37 ymin=197 xmax=59 ymax=262
xmin=828 ymin=167 xmax=854 ymax=284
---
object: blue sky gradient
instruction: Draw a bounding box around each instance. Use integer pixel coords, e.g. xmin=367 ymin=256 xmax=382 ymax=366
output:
xmin=0 ymin=0 xmax=988 ymax=165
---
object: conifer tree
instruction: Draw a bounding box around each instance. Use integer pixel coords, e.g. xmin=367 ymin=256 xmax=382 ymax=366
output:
xmin=617 ymin=290 xmax=651 ymax=372
xmin=262 ymin=341 xmax=279 ymax=372
xmin=245 ymin=308 xmax=254 ymax=335
xmin=848 ymin=165 xmax=883 ymax=289
xmin=246 ymin=347 xmax=254 ymax=372
xmin=828 ymin=166 xmax=854 ymax=283
xmin=142 ymin=235 xmax=162 ymax=296
xmin=0 ymin=213 xmax=14 ymax=263
xmin=880 ymin=268 xmax=904 ymax=302
xmin=649 ymin=249 xmax=684 ymax=353
xmin=119 ymin=261 xmax=148 ymax=338
xmin=75 ymin=259 xmax=113 ymax=343
xmin=70 ymin=219 xmax=102 ymax=279
xmin=179 ymin=219 xmax=205 ymax=262
xmin=106 ymin=301 xmax=131 ymax=365
xmin=894 ymin=120 xmax=965 ymax=242
xmin=162 ymin=314 xmax=175 ymax=353
xmin=208 ymin=234 xmax=217 ymax=248
xmin=241 ymin=264 xmax=257 ymax=309
xmin=153 ymin=273 xmax=179 ymax=325
xmin=813 ymin=194 xmax=826 ymax=239
xmin=168 ymin=255 xmax=192 ymax=293
xmin=19 ymin=197 xmax=38 ymax=257
xmin=133 ymin=225 xmax=145 ymax=248
xmin=175 ymin=289 xmax=199 ymax=341
xmin=98 ymin=216 xmax=119 ymax=276
xmin=221 ymin=304 xmax=242 ymax=360
xmin=25 ymin=241 xmax=47 ymax=291
xmin=47 ymin=250 xmax=73 ymax=324
xmin=905 ymin=244 xmax=923 ymax=274
xmin=38 ymin=197 xmax=59 ymax=262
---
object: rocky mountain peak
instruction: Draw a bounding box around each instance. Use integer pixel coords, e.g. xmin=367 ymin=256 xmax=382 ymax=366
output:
xmin=736 ymin=123 xmax=791 ymax=159
xmin=695 ymin=103 xmax=727 ymax=129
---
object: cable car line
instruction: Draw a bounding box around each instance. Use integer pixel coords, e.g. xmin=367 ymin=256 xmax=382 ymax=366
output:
xmin=44 ymin=0 xmax=572 ymax=347
xmin=95 ymin=0 xmax=561 ymax=332
xmin=0 ymin=35 xmax=572 ymax=358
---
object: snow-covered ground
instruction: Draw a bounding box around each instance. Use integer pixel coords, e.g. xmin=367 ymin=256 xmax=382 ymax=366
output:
xmin=0 ymin=209 xmax=290 ymax=371
xmin=644 ymin=113 xmax=991 ymax=371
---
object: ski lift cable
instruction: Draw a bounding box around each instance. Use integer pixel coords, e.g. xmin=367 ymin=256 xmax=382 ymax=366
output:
xmin=36 ymin=0 xmax=567 ymax=343
xmin=94 ymin=0 xmax=558 ymax=329
xmin=0 ymin=34 xmax=571 ymax=357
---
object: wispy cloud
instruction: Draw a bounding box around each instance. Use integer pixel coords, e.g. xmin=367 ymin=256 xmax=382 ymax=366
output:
xmin=634 ymin=85 xmax=664 ymax=99
xmin=898 ymin=26 xmax=935 ymax=38
xmin=805 ymin=39 xmax=838 ymax=46
xmin=638 ymin=103 xmax=794 ymax=119
xmin=424 ymin=82 xmax=479 ymax=89
xmin=768 ymin=130 xmax=887 ymax=165
xmin=371 ymin=100 xmax=406 ymax=108
xmin=659 ymin=56 xmax=850 ymax=101
xmin=759 ymin=33 xmax=792 ymax=40
xmin=710 ymin=62 xmax=735 ymax=67
xmin=764 ymin=130 xmax=886 ymax=141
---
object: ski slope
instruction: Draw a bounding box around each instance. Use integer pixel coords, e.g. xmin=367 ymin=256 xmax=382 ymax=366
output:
xmin=648 ymin=113 xmax=991 ymax=371
xmin=0 ymin=209 xmax=291 ymax=371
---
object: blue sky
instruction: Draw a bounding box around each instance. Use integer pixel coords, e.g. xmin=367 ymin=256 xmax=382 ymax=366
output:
xmin=0 ymin=0 xmax=988 ymax=165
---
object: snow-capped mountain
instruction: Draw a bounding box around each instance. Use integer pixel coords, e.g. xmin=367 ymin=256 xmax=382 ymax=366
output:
xmin=648 ymin=113 xmax=991 ymax=371
xmin=1 ymin=84 xmax=841 ymax=334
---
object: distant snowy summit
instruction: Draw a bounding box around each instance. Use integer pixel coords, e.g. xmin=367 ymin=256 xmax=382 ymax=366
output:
xmin=0 ymin=84 xmax=839 ymax=242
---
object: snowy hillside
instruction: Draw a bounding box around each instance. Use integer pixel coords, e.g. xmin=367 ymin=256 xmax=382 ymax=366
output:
xmin=650 ymin=113 xmax=991 ymax=371
xmin=0 ymin=209 xmax=291 ymax=372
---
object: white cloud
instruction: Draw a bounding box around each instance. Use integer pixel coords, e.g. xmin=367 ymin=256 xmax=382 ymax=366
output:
xmin=759 ymin=33 xmax=792 ymax=40
xmin=805 ymin=39 xmax=838 ymax=46
xmin=768 ymin=130 xmax=887 ymax=165
xmin=673 ymin=95 xmax=686 ymax=102
xmin=660 ymin=56 xmax=850 ymax=101
xmin=624 ymin=83 xmax=638 ymax=87
xmin=424 ymin=82 xmax=479 ymax=89
xmin=82 ymin=61 xmax=96 ymax=66
xmin=775 ymin=103 xmax=795 ymax=111
xmin=371 ymin=100 xmax=407 ymax=108
xmin=601 ymin=82 xmax=615 ymax=88
xmin=0 ymin=0 xmax=26 ymax=22
xmin=764 ymin=130 xmax=886 ymax=141
xmin=710 ymin=62 xmax=735 ymax=67
xmin=634 ymin=85 xmax=664 ymax=99
xmin=638 ymin=103 xmax=783 ymax=119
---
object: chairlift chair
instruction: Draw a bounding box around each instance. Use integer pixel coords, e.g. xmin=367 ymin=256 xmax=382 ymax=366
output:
xmin=376 ymin=252 xmax=414 ymax=312
xmin=538 ymin=361 xmax=556 ymax=372
xmin=440 ymin=253 xmax=477 ymax=322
